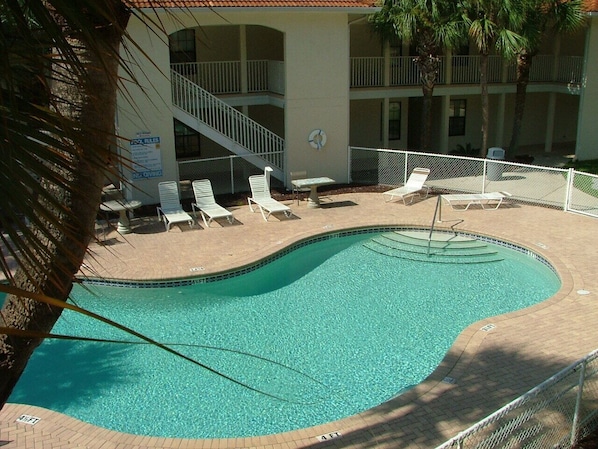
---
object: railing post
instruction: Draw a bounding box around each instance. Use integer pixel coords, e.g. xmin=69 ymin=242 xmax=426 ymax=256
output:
xmin=347 ymin=146 xmax=352 ymax=184
xmin=565 ymin=168 xmax=574 ymax=211
xmin=482 ymin=160 xmax=488 ymax=193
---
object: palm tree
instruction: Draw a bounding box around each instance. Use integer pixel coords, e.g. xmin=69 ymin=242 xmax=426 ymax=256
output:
xmin=0 ymin=0 xmax=132 ymax=406
xmin=370 ymin=0 xmax=466 ymax=152
xmin=507 ymin=0 xmax=585 ymax=156
xmin=462 ymin=0 xmax=527 ymax=154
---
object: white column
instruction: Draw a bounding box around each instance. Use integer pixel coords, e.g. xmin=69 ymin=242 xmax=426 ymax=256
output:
xmin=382 ymin=97 xmax=389 ymax=147
xmin=240 ymin=25 xmax=248 ymax=115
xmin=545 ymin=93 xmax=556 ymax=153
xmin=439 ymin=96 xmax=450 ymax=154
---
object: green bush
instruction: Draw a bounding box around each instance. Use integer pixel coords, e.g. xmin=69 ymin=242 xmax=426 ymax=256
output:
xmin=565 ymin=159 xmax=598 ymax=175
xmin=449 ymin=143 xmax=480 ymax=157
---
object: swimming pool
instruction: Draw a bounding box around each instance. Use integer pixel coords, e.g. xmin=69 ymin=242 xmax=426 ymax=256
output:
xmin=9 ymin=229 xmax=560 ymax=439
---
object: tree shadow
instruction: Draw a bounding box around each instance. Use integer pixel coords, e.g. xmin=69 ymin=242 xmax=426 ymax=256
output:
xmin=298 ymin=346 xmax=577 ymax=449
xmin=9 ymin=340 xmax=137 ymax=411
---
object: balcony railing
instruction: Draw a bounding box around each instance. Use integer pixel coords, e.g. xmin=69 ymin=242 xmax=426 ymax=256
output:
xmin=173 ymin=55 xmax=583 ymax=95
xmin=172 ymin=60 xmax=285 ymax=95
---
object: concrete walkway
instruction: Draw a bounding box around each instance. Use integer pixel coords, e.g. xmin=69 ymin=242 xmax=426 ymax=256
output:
xmin=2 ymin=191 xmax=598 ymax=449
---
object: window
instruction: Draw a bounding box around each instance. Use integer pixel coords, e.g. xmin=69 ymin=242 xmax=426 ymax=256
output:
xmin=449 ymin=99 xmax=466 ymax=136
xmin=388 ymin=101 xmax=401 ymax=140
xmin=169 ymin=29 xmax=196 ymax=64
xmin=174 ymin=120 xmax=200 ymax=159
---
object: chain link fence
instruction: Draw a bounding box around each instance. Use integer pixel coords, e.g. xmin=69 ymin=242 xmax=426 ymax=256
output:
xmin=175 ymin=147 xmax=598 ymax=218
xmin=436 ymin=349 xmax=598 ymax=449
xmin=349 ymin=147 xmax=598 ymax=217
xmin=177 ymin=153 xmax=285 ymax=199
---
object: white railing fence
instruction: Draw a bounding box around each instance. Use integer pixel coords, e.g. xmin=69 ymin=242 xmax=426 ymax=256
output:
xmin=171 ymin=70 xmax=285 ymax=171
xmin=177 ymin=153 xmax=285 ymax=198
xmin=350 ymin=54 xmax=583 ymax=88
xmin=171 ymin=61 xmax=284 ymax=95
xmin=348 ymin=147 xmax=598 ymax=217
xmin=436 ymin=349 xmax=598 ymax=449
xmin=172 ymin=54 xmax=582 ymax=94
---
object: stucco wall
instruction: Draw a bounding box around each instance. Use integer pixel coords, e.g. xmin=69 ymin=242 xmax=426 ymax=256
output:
xmin=576 ymin=15 xmax=598 ymax=161
xmin=119 ymin=10 xmax=354 ymax=204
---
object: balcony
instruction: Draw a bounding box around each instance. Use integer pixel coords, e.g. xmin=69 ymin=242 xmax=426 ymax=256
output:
xmin=172 ymin=54 xmax=584 ymax=97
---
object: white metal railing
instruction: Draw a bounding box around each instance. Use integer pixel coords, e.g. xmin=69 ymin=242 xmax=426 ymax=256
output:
xmin=558 ymin=55 xmax=585 ymax=84
xmin=436 ymin=349 xmax=598 ymax=449
xmin=171 ymin=61 xmax=241 ymax=94
xmin=177 ymin=153 xmax=285 ymax=196
xmin=172 ymin=60 xmax=284 ymax=95
xmin=351 ymin=54 xmax=583 ymax=88
xmin=351 ymin=57 xmax=385 ymax=87
xmin=173 ymin=55 xmax=582 ymax=94
xmin=348 ymin=146 xmax=598 ymax=218
xmin=171 ymin=70 xmax=285 ymax=170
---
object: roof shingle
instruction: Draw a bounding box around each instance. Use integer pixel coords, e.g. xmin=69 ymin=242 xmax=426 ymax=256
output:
xmin=128 ymin=0 xmax=598 ymax=11
xmin=585 ymin=0 xmax=598 ymax=12
xmin=127 ymin=0 xmax=378 ymax=8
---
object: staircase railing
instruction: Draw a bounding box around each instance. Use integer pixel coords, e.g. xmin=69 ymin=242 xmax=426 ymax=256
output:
xmin=429 ymin=195 xmax=464 ymax=255
xmin=427 ymin=196 xmax=441 ymax=256
xmin=171 ymin=70 xmax=285 ymax=170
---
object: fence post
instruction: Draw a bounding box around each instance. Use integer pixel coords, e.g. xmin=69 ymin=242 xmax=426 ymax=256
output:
xmin=347 ymin=146 xmax=352 ymax=183
xmin=482 ymin=160 xmax=488 ymax=194
xmin=570 ymin=360 xmax=588 ymax=448
xmin=564 ymin=168 xmax=574 ymax=212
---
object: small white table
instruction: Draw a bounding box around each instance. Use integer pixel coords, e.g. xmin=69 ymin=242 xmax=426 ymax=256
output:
xmin=100 ymin=199 xmax=142 ymax=234
xmin=291 ymin=176 xmax=335 ymax=208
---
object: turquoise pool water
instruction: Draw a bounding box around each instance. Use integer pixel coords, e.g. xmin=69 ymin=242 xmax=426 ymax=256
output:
xmin=9 ymin=230 xmax=560 ymax=439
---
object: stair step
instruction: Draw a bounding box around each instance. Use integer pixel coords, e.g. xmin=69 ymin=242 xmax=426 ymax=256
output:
xmin=390 ymin=230 xmax=486 ymax=248
xmin=370 ymin=237 xmax=499 ymax=257
xmin=363 ymin=241 xmax=503 ymax=264
xmin=374 ymin=232 xmax=494 ymax=255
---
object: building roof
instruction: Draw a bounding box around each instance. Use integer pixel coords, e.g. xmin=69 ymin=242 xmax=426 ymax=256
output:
xmin=127 ymin=0 xmax=596 ymax=13
xmin=585 ymin=0 xmax=598 ymax=12
xmin=127 ymin=0 xmax=378 ymax=8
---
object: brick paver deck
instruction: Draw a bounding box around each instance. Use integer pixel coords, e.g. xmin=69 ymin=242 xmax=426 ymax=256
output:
xmin=2 ymin=191 xmax=597 ymax=449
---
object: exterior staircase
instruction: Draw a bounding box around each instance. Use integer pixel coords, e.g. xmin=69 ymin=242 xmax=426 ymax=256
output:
xmin=363 ymin=230 xmax=504 ymax=264
xmin=171 ymin=70 xmax=285 ymax=181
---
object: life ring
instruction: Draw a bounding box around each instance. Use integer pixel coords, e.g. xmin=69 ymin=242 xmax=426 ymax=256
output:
xmin=308 ymin=129 xmax=327 ymax=150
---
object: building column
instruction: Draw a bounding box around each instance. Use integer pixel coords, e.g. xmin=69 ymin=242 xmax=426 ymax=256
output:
xmin=574 ymin=18 xmax=598 ymax=161
xmin=495 ymin=93 xmax=506 ymax=149
xmin=544 ymin=93 xmax=556 ymax=153
xmin=382 ymin=97 xmax=390 ymax=147
xmin=240 ymin=25 xmax=249 ymax=115
xmin=439 ymin=96 xmax=450 ymax=154
xmin=439 ymin=51 xmax=452 ymax=154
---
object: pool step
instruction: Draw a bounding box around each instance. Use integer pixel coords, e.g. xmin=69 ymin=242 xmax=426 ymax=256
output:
xmin=363 ymin=231 xmax=504 ymax=264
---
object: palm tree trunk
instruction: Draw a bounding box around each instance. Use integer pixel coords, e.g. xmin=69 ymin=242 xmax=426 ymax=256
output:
xmin=480 ymin=53 xmax=489 ymax=155
xmin=419 ymin=54 xmax=439 ymax=152
xmin=0 ymin=3 xmax=130 ymax=407
xmin=508 ymin=52 xmax=532 ymax=157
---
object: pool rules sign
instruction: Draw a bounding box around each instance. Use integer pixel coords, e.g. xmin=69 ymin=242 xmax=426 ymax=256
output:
xmin=131 ymin=135 xmax=163 ymax=180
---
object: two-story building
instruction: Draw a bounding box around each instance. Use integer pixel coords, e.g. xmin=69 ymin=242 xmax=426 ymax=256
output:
xmin=119 ymin=0 xmax=598 ymax=204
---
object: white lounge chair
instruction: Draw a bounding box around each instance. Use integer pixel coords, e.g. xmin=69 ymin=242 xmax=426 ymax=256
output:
xmin=191 ymin=179 xmax=234 ymax=227
xmin=248 ymin=174 xmax=293 ymax=221
xmin=442 ymin=191 xmax=512 ymax=210
xmin=157 ymin=181 xmax=194 ymax=231
xmin=382 ymin=167 xmax=431 ymax=204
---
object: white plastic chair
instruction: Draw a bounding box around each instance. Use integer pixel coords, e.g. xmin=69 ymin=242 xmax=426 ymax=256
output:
xmin=157 ymin=181 xmax=194 ymax=231
xmin=248 ymin=174 xmax=293 ymax=221
xmin=191 ymin=179 xmax=234 ymax=227
xmin=382 ymin=167 xmax=431 ymax=205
